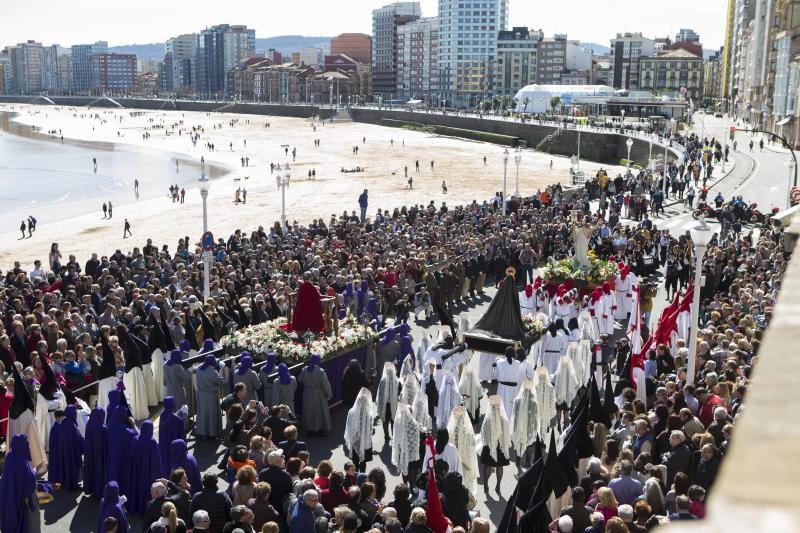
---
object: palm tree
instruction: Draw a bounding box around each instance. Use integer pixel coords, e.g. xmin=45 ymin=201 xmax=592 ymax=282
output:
xmin=550 ymin=96 xmax=561 ymax=114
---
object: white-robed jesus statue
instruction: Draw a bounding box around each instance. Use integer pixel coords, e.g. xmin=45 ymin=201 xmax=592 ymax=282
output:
xmin=572 ymin=213 xmax=601 ymax=268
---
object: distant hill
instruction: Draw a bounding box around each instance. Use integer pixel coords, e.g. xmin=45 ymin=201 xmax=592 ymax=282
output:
xmin=108 ymin=35 xmax=333 ymax=61
xmin=109 ymin=43 xmax=165 ymax=60
xmin=582 ymin=42 xmax=610 ymax=55
xmin=256 ymin=35 xmax=332 ymax=55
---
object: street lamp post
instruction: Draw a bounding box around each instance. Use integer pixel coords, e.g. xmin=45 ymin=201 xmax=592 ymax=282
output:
xmin=276 ymin=163 xmax=291 ymax=232
xmin=788 ymin=159 xmax=796 ymax=210
xmin=687 ymin=218 xmax=713 ymax=386
xmin=502 ymin=148 xmax=510 ymax=215
xmin=626 ymin=137 xmax=633 ymax=168
xmin=662 ymin=140 xmax=669 ymax=197
xmin=198 ymin=164 xmax=211 ymax=301
xmin=514 ymin=148 xmax=522 ymax=197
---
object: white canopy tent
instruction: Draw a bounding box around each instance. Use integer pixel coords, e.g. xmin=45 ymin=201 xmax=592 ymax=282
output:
xmin=514 ymin=84 xmax=615 ymax=113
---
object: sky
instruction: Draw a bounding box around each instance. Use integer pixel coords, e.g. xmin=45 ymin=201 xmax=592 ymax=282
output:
xmin=3 ymin=0 xmax=729 ymax=50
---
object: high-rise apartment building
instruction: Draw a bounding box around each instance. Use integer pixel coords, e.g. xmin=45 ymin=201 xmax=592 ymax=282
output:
xmin=609 ymin=32 xmax=654 ymax=90
xmin=495 ymin=27 xmax=542 ymax=96
xmin=91 ymin=53 xmax=136 ymax=93
xmin=437 ymin=0 xmax=509 ymax=106
xmin=675 ymin=28 xmax=701 ymax=43
xmin=728 ymin=0 xmax=756 ymax=113
xmin=372 ymin=2 xmax=421 ymax=101
xmin=162 ymin=34 xmax=197 ymax=92
xmin=196 ymin=24 xmax=256 ymax=97
xmin=331 ymin=33 xmax=372 ymax=64
xmin=704 ymin=49 xmax=724 ymax=98
xmin=10 ymin=41 xmax=43 ymax=94
xmin=57 ymin=53 xmax=73 ymax=92
xmin=71 ymin=41 xmax=108 ymax=92
xmin=0 ymin=49 xmax=11 ymax=94
xmin=745 ymin=0 xmax=774 ymax=120
xmin=396 ymin=16 xmax=439 ymax=101
xmin=721 ymin=0 xmax=736 ymax=100
xmin=41 ymin=45 xmax=60 ymax=92
xmin=536 ymin=34 xmax=568 ymax=85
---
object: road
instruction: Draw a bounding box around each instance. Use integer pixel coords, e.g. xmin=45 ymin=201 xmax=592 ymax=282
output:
xmin=37 ymin=112 xmax=795 ymax=532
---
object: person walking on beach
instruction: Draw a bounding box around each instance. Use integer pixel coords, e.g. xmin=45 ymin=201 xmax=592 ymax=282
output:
xmin=93 ymin=158 xmax=97 ymax=172
xmin=28 ymin=215 xmax=37 ymax=234
xmin=19 ymin=221 xmax=26 ymax=239
xmin=108 ymin=201 xmax=113 ymax=219
xmin=442 ymin=181 xmax=448 ymax=194
xmin=102 ymin=203 xmax=108 ymax=219
xmin=180 ymin=188 xmax=186 ymax=204
xmin=134 ymin=179 xmax=139 ymax=194
xmin=415 ymin=160 xmax=420 ymax=172
xmin=123 ymin=219 xmax=132 ymax=238
xmin=358 ymin=189 xmax=368 ymax=223
xmin=26 ymin=218 xmax=33 ymax=238
xmin=242 ymin=188 xmax=247 ymax=203
xmin=408 ymin=176 xmax=413 ymax=189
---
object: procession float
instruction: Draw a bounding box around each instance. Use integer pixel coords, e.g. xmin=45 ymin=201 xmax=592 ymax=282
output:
xmin=219 ymin=278 xmax=377 ymax=408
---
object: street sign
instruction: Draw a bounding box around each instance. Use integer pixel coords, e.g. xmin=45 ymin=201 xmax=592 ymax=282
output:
xmin=201 ymin=231 xmax=214 ymax=251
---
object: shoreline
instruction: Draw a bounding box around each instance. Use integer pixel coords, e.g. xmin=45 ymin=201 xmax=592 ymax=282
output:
xmin=0 ymin=110 xmax=233 ymax=179
xmin=0 ymin=111 xmax=232 ymax=229
xmin=0 ymin=104 xmax=625 ymax=270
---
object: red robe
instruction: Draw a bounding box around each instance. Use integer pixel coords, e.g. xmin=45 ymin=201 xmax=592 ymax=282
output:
xmin=290 ymin=282 xmax=325 ymax=333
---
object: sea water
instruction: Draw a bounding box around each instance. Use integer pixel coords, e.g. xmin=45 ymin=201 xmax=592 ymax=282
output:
xmin=0 ymin=112 xmax=227 ymax=231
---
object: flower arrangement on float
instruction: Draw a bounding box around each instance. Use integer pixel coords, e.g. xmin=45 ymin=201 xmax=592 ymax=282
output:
xmin=521 ymin=314 xmax=546 ymax=336
xmin=220 ymin=315 xmax=374 ymax=365
xmin=542 ymin=250 xmax=620 ymax=287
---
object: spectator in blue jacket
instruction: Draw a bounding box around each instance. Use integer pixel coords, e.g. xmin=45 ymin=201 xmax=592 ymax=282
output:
xmin=290 ymin=490 xmax=320 ymax=533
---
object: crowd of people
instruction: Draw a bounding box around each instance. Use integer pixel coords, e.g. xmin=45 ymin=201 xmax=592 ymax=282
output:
xmin=0 ymin=123 xmax=787 ymax=533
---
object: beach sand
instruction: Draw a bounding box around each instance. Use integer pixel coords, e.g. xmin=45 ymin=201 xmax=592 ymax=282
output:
xmin=0 ymin=104 xmax=625 ymax=269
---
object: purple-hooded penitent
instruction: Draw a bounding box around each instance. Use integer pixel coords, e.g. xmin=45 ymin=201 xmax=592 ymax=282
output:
xmin=97 ymin=481 xmax=129 ymax=533
xmin=158 ymin=397 xmax=185 ymax=477
xmin=169 ymin=439 xmax=202 ymax=496
xmin=104 ymin=405 xmax=136 ymax=496
xmin=125 ymin=420 xmax=162 ymax=515
xmin=83 ymin=408 xmax=108 ymax=499
xmin=0 ymin=434 xmax=37 ymax=533
xmin=48 ymin=405 xmax=84 ymax=491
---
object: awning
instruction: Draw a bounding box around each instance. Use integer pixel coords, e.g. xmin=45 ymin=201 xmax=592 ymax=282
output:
xmin=777 ymin=117 xmax=792 ymax=126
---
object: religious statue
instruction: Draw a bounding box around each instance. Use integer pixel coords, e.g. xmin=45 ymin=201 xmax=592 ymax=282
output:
xmin=290 ymin=272 xmax=325 ymax=333
xmin=571 ymin=213 xmax=600 ymax=269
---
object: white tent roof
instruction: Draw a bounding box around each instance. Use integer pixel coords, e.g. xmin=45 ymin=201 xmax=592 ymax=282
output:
xmin=514 ymin=84 xmax=615 ymax=96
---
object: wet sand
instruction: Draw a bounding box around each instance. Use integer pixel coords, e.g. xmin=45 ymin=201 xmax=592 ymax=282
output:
xmin=0 ymin=104 xmax=625 ymax=269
